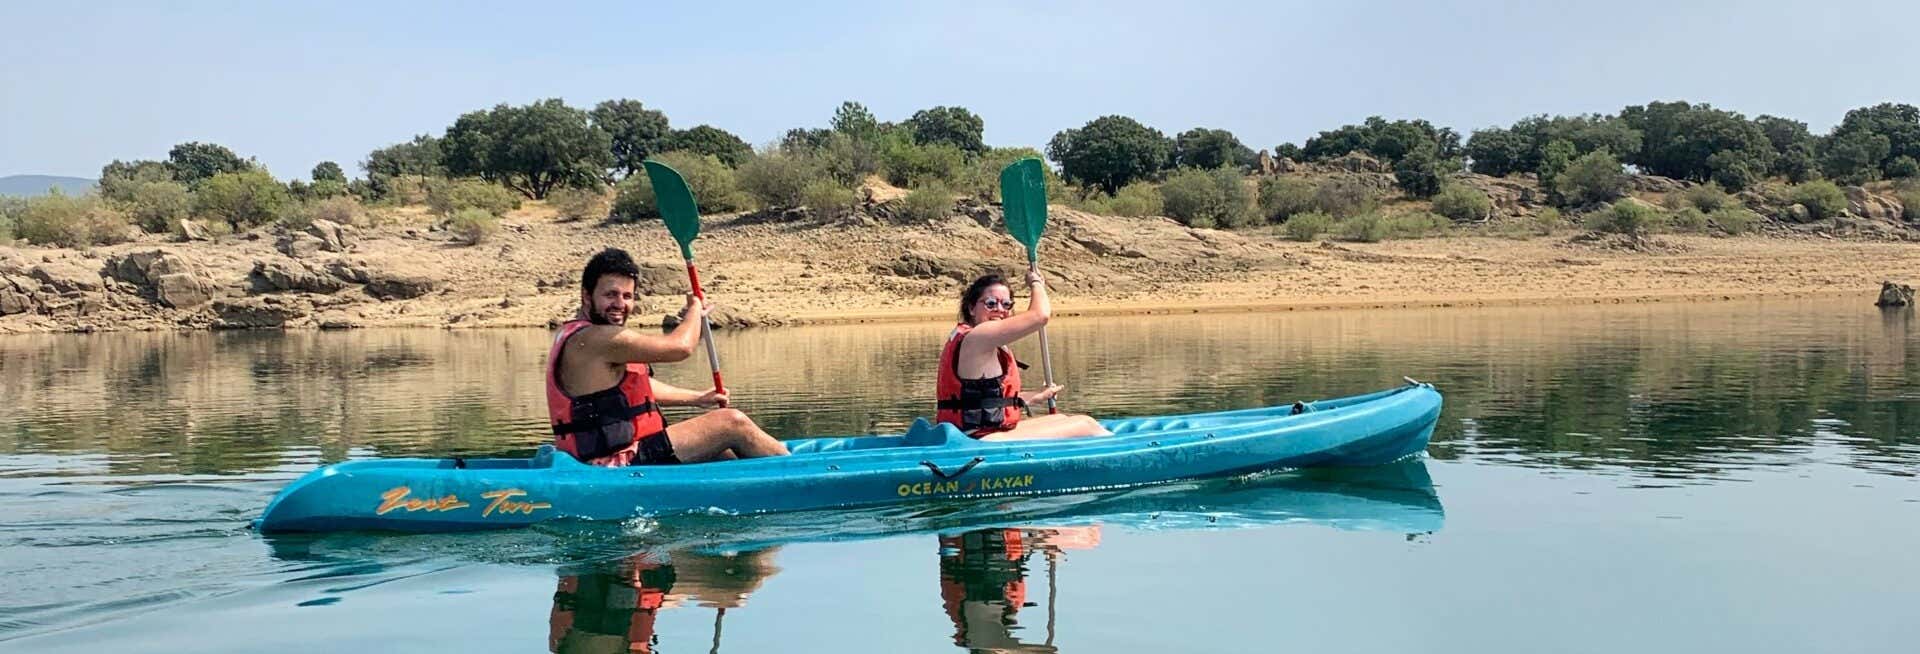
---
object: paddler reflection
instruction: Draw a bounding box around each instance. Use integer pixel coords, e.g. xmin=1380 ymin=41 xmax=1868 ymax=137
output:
xmin=549 ymin=547 xmax=781 ymax=654
xmin=938 ymin=526 xmax=1100 ymax=653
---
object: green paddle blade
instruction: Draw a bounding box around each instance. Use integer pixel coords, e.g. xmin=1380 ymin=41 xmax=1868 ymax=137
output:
xmin=999 ymin=157 xmax=1048 ymax=262
xmin=643 ymin=160 xmax=700 ymax=260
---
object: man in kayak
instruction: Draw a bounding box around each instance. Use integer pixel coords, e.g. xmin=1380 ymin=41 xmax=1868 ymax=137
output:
xmin=936 ymin=270 xmax=1109 ymax=440
xmin=547 ymin=248 xmax=789 ymax=465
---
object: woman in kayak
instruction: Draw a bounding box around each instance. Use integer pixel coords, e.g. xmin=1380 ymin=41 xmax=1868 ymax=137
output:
xmin=936 ymin=270 xmax=1109 ymax=440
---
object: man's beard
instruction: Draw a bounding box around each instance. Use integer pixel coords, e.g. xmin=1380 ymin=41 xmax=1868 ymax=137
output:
xmin=587 ymin=304 xmax=625 ymax=325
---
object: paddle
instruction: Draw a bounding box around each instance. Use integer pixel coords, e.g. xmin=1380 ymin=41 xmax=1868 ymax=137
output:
xmin=998 ymin=158 xmax=1058 ymax=414
xmin=643 ymin=160 xmax=726 ymax=397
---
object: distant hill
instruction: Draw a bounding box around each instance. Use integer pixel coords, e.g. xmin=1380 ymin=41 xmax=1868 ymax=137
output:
xmin=0 ymin=175 xmax=98 ymax=197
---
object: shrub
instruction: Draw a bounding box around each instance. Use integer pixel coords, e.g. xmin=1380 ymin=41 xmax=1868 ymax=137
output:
xmin=1668 ymin=207 xmax=1710 ymax=233
xmin=16 ymin=192 xmax=132 ymax=247
xmin=118 ymin=179 xmax=191 ymax=233
xmin=1105 ymin=181 xmax=1164 ymax=217
xmin=310 ymin=196 xmax=362 ymax=226
xmin=383 ymin=175 xmax=432 ymax=205
xmin=1899 ymin=188 xmax=1920 ymax=221
xmin=426 ymin=178 xmax=522 ymax=217
xmin=899 ymin=182 xmax=954 ymax=221
xmin=1708 ymin=207 xmax=1761 ymax=235
xmin=1159 ymin=168 xmax=1256 ymax=229
xmin=1335 ymin=212 xmax=1389 ymax=242
xmin=1670 ymin=182 xmax=1734 ymax=213
xmin=194 ymin=169 xmax=292 ymax=228
xmin=610 ymin=151 xmax=751 ymax=221
xmin=817 ymin=133 xmax=883 ymax=186
xmin=1282 ymin=211 xmax=1333 ymax=241
xmin=801 ymin=179 xmax=857 ymax=215
xmin=1788 ymin=180 xmax=1848 ymax=219
xmin=0 ymin=197 xmax=20 ymax=240
xmin=738 ymin=152 xmax=829 ymax=208
xmin=879 ymin=137 xmax=969 ymax=188
xmin=1430 ymin=184 xmax=1492 ymax=222
xmin=1338 ymin=211 xmax=1449 ymax=242
xmin=1256 ymin=177 xmax=1316 ymax=223
xmin=1585 ymin=201 xmax=1661 ymax=235
xmin=276 ymin=201 xmax=316 ymax=230
xmin=549 ymin=185 xmax=611 ymax=222
xmin=1528 ymin=207 xmax=1565 ymax=236
xmin=1553 ymin=150 xmax=1627 ymax=206
xmin=445 ymin=207 xmax=498 ymax=245
xmin=1310 ymin=178 xmax=1380 ymax=218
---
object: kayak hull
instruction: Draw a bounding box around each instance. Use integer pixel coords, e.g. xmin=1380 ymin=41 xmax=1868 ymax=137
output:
xmin=254 ymin=382 xmax=1442 ymax=533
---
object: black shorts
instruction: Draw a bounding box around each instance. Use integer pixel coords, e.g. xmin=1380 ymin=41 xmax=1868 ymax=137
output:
xmin=634 ymin=430 xmax=681 ymax=465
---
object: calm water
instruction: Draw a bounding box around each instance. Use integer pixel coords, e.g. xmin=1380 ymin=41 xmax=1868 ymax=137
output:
xmin=2 ymin=299 xmax=1917 ymax=653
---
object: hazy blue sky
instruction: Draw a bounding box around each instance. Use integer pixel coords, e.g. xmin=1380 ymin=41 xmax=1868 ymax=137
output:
xmin=3 ymin=0 xmax=1915 ymax=179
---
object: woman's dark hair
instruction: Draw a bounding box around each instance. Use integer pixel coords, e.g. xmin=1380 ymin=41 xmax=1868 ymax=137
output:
xmin=958 ymin=274 xmax=1009 ymax=325
xmin=581 ymin=248 xmax=641 ymax=294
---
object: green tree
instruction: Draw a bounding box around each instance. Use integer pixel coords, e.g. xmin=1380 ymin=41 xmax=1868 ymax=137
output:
xmin=1553 ymin=150 xmax=1627 ymax=207
xmin=1256 ymin=177 xmax=1316 ymax=222
xmin=831 ymin=101 xmax=880 ymax=142
xmin=665 ymin=125 xmax=752 ymax=167
xmin=591 ymin=99 xmax=672 ymax=178
xmin=1302 ymin=116 xmax=1461 ymax=164
xmin=1828 ymin=103 xmax=1920 ymax=176
xmin=311 ymin=161 xmax=347 ymax=184
xmin=1617 ymin=101 xmax=1774 ymax=188
xmin=1537 ymin=139 xmax=1577 ymax=201
xmin=1465 ymin=127 xmax=1531 ymax=176
xmin=362 ymin=135 xmax=446 ymax=200
xmin=442 ymin=99 xmax=614 ymax=199
xmin=1392 ymin=142 xmax=1453 ymax=198
xmin=1755 ymin=115 xmax=1818 ymax=181
xmin=905 ymin=106 xmax=986 ymax=154
xmin=1888 ymin=155 xmax=1920 ymax=179
xmin=98 ymin=159 xmax=174 ymax=202
xmin=167 ymin=142 xmax=252 ymax=185
xmin=1272 ymin=143 xmax=1303 ymax=161
xmin=1173 ymin=128 xmax=1256 ymax=170
xmin=1820 ymin=129 xmax=1891 ymax=185
xmin=1047 ymin=115 xmax=1173 ymax=194
xmin=193 ymin=169 xmax=291 ymax=228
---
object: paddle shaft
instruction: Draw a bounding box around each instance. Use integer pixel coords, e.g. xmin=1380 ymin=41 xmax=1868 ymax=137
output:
xmin=1030 ymin=259 xmax=1058 ymax=414
xmin=684 ymin=259 xmax=726 ymax=395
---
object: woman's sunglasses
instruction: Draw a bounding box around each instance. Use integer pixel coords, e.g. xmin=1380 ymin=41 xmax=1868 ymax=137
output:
xmin=977 ymin=298 xmax=1016 ymax=310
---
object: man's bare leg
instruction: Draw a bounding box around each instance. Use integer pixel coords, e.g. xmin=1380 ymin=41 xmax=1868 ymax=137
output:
xmin=664 ymin=408 xmax=790 ymax=463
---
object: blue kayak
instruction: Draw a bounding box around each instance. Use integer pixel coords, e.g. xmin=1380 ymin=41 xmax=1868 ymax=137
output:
xmin=253 ymin=381 xmax=1442 ymax=533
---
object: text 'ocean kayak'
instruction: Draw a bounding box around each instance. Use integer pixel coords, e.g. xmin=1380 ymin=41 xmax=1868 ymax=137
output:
xmin=254 ymin=381 xmax=1442 ymax=533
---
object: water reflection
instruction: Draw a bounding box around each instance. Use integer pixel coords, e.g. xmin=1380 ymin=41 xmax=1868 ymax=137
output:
xmin=548 ymin=549 xmax=780 ymax=654
xmin=936 ymin=527 xmax=1095 ymax=653
xmin=3 ymin=298 xmax=1914 ymax=484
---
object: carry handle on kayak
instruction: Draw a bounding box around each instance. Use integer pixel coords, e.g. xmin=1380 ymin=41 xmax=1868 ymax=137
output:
xmin=921 ymin=456 xmax=986 ymax=480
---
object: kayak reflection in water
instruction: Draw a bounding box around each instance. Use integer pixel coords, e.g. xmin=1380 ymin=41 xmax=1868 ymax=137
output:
xmin=549 ymin=548 xmax=781 ymax=654
xmin=548 ymin=249 xmax=789 ymax=466
xmin=939 ymin=526 xmax=1101 ymax=652
xmin=937 ymin=271 xmax=1110 ymax=441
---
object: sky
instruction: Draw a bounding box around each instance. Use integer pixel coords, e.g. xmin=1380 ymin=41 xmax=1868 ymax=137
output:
xmin=2 ymin=0 xmax=1916 ymax=180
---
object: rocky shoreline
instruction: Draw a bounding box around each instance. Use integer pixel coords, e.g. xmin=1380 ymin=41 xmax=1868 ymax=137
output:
xmin=4 ymin=187 xmax=1919 ymax=335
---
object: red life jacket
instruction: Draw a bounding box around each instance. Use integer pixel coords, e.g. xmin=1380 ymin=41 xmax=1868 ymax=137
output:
xmin=546 ymin=320 xmax=668 ymax=464
xmin=935 ymin=323 xmax=1023 ymax=435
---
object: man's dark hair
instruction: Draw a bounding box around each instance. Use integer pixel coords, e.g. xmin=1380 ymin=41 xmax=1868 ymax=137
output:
xmin=958 ymin=274 xmax=1009 ymax=325
xmin=581 ymin=248 xmax=642 ymax=294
